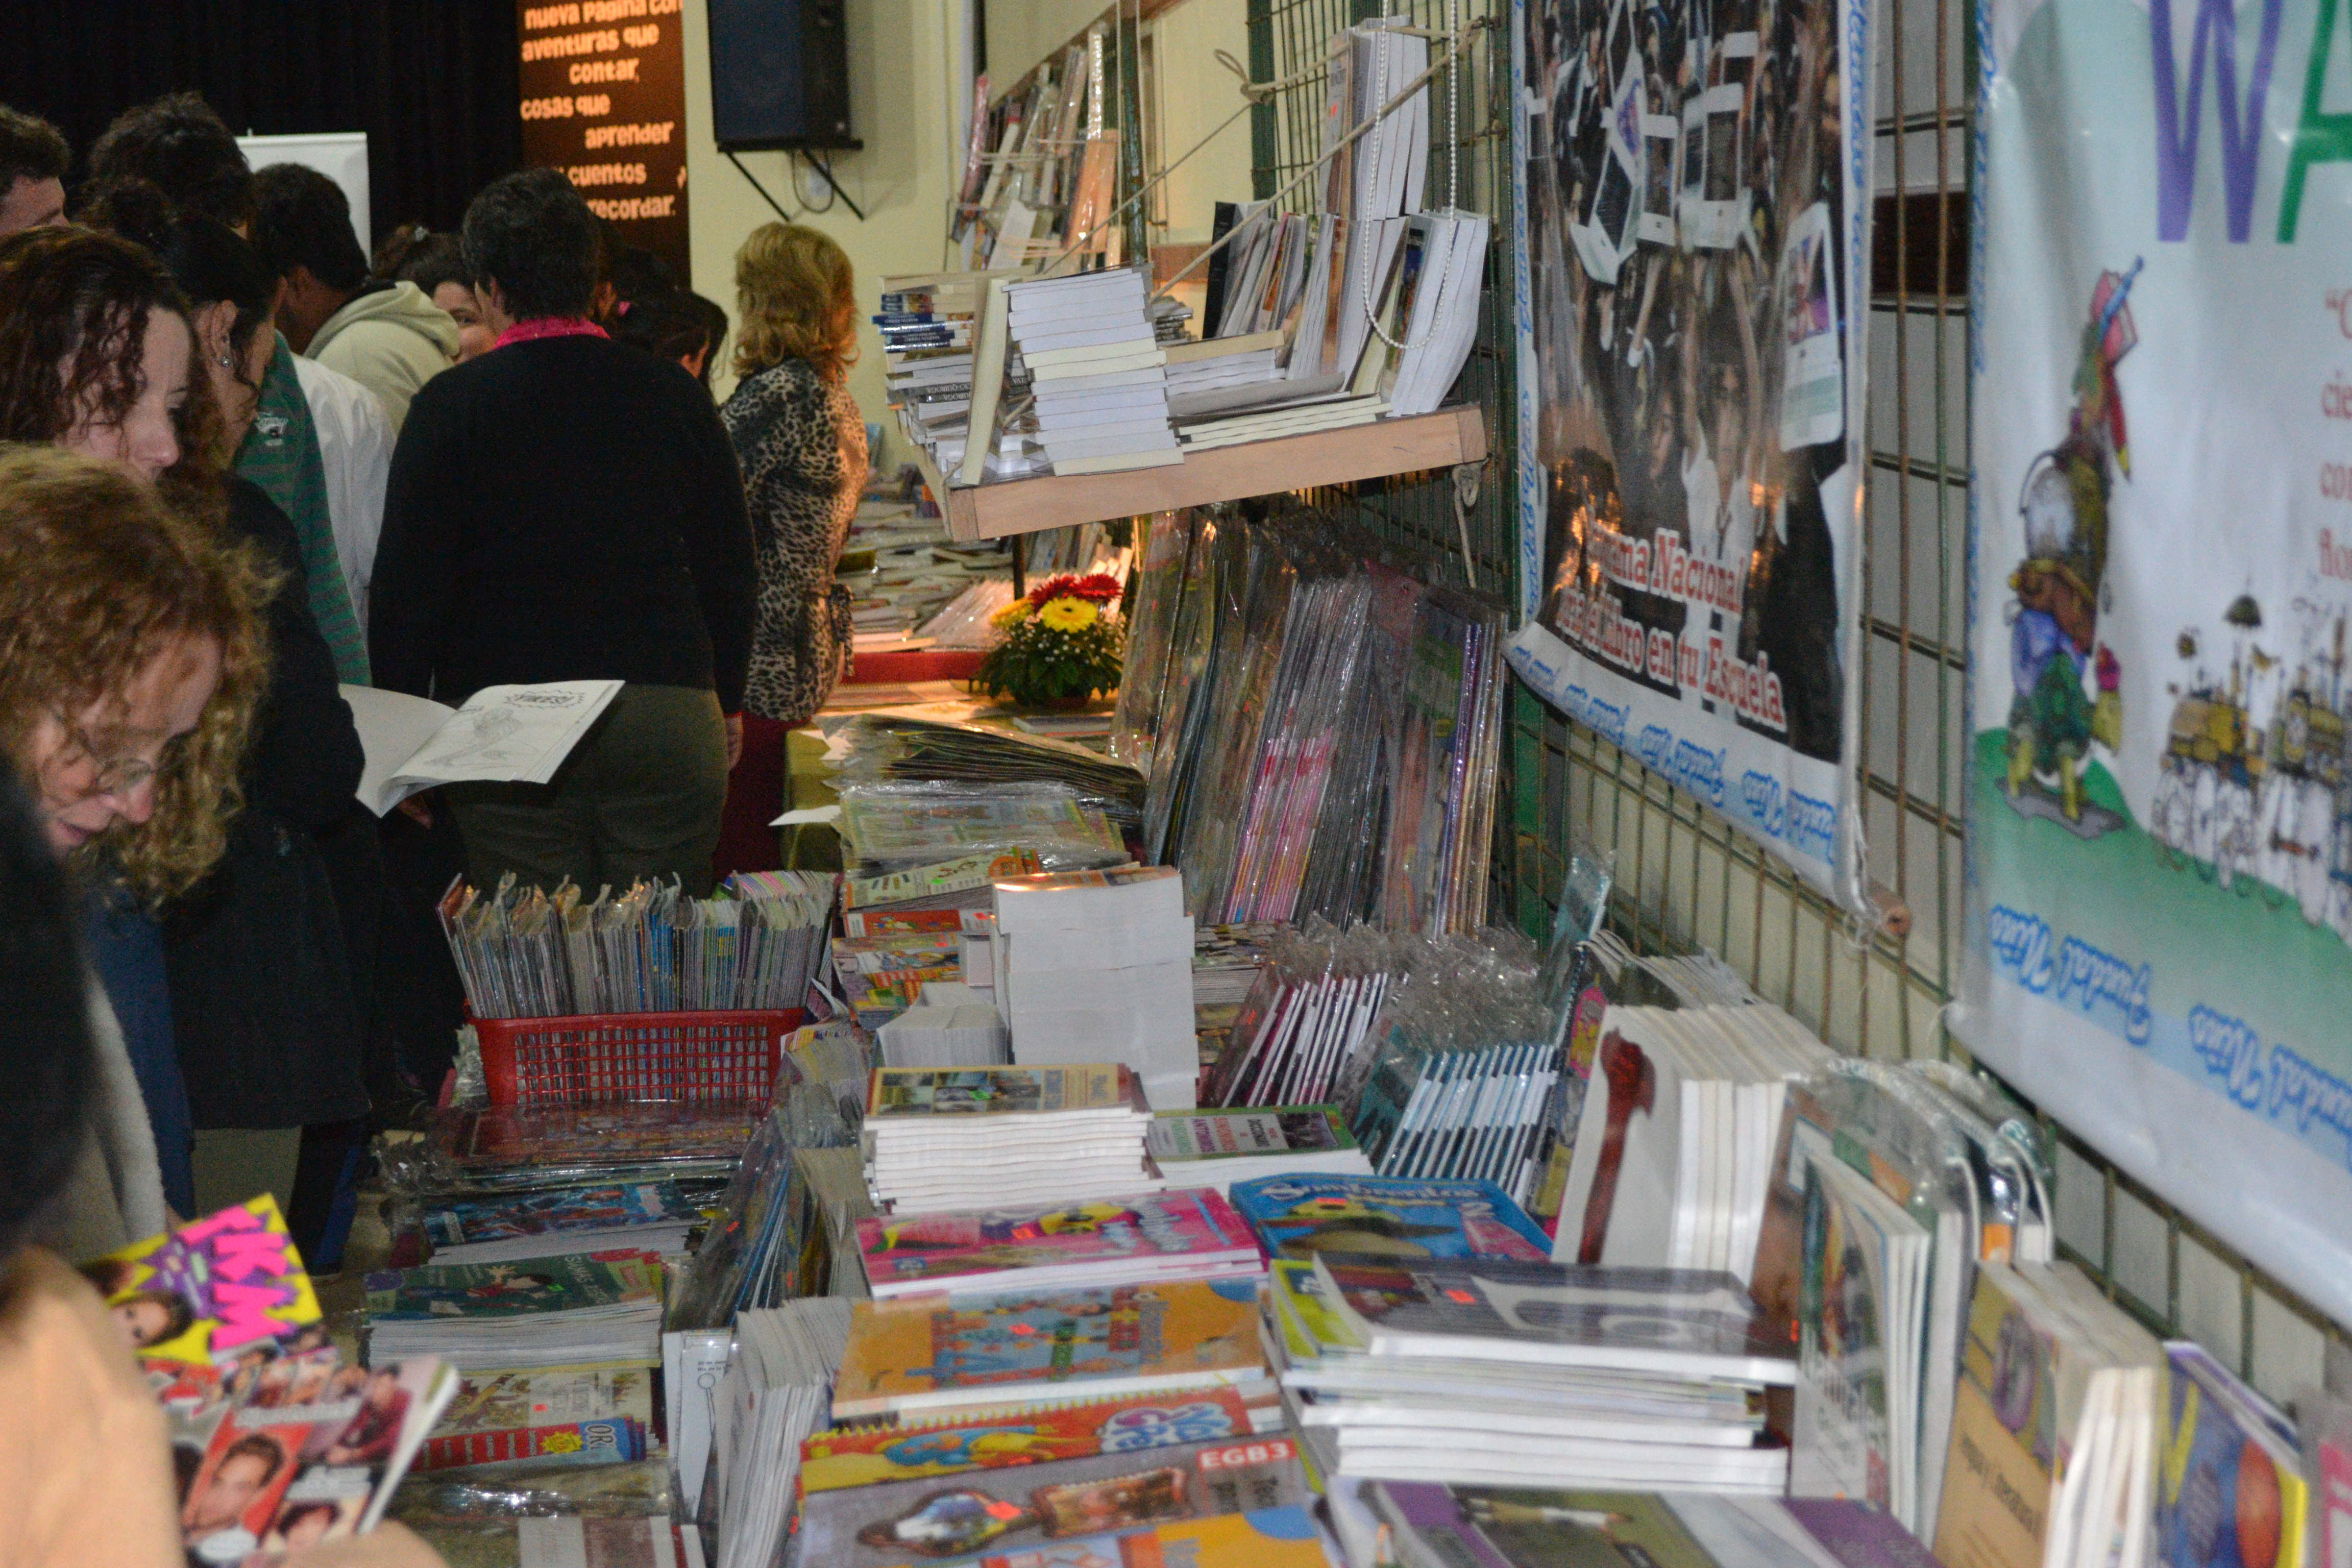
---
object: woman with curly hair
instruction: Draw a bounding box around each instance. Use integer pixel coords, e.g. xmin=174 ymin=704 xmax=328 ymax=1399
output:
xmin=0 ymin=445 xmax=271 ymax=1255
xmin=715 ymin=222 xmax=870 ymax=876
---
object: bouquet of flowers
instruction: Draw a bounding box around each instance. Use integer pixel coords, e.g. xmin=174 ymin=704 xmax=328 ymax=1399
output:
xmin=973 ymin=572 xmax=1125 ymax=708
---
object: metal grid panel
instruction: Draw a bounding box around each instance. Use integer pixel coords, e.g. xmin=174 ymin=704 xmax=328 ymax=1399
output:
xmin=1242 ymin=0 xmax=2350 ymax=1388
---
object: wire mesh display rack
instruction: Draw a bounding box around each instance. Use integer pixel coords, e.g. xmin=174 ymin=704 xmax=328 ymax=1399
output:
xmin=1241 ymin=0 xmax=2349 ymax=1394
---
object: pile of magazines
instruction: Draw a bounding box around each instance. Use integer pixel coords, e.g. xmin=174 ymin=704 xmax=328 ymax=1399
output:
xmin=1125 ymin=509 xmax=1504 ymax=934
xmin=437 ymin=869 xmax=835 ymax=1019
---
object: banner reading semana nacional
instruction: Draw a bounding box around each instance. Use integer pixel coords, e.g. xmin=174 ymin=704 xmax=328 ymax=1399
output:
xmin=1955 ymin=0 xmax=2352 ymax=1321
xmin=1506 ymin=0 xmax=1874 ymax=910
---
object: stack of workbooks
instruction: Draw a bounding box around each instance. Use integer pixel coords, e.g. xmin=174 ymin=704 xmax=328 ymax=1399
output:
xmin=1267 ymin=1253 xmax=1796 ymax=1492
xmin=422 ymin=1182 xmax=702 ymax=1264
xmin=364 ymin=1251 xmax=667 ymax=1372
xmin=1356 ymin=1483 xmax=1944 ymax=1568
xmin=414 ymin=1362 xmax=654 ymax=1471
xmin=1003 ymin=266 xmax=1178 ymax=476
xmin=797 ymin=1388 xmax=1307 ymax=1566
xmin=831 ymin=1274 xmax=1275 ymax=1423
xmin=875 ymin=991 xmax=1010 ymax=1068
xmin=1931 ymin=1259 xmax=2165 ymax=1568
xmin=878 ymin=269 xmax=998 ymax=476
xmin=1164 ymin=330 xmax=1285 ymax=408
xmin=712 ymin=1298 xmax=856 ymax=1568
xmin=1147 ymin=1106 xmax=1375 ymax=1193
xmin=853 ymin=1186 xmax=1263 ymax=1300
xmin=862 ymin=1064 xmax=1161 ymax=1211
xmin=995 ymin=866 xmax=1199 ymax=1109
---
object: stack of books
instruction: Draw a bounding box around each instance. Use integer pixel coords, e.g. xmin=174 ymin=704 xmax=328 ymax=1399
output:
xmin=1164 ymin=329 xmax=1286 ymax=410
xmin=712 ymin=1298 xmax=856 ymax=1568
xmin=994 ymin=866 xmax=1199 ymax=1110
xmin=796 ymin=1389 xmax=1309 ymax=1567
xmin=1001 ymin=267 xmax=1178 ymax=476
xmin=862 ymin=1064 xmax=1161 ymax=1211
xmin=875 ymin=992 xmax=1010 ymax=1069
xmin=878 ymin=269 xmax=999 ymax=477
xmin=1360 ymin=1484 xmax=1944 ymax=1568
xmin=852 ymin=1186 xmax=1263 ymax=1300
xmin=363 ymin=1251 xmax=667 ymax=1372
xmin=415 ymin=1362 xmax=654 ymax=1471
xmin=831 ymin=1275 xmax=1275 ymax=1423
xmin=1268 ymin=1254 xmax=1796 ymax=1492
xmin=1147 ymin=1106 xmax=1375 ymax=1193
xmin=422 ymin=1182 xmax=701 ymax=1265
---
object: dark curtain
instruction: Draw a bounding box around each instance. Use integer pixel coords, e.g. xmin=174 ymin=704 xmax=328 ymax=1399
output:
xmin=0 ymin=0 xmax=521 ymax=249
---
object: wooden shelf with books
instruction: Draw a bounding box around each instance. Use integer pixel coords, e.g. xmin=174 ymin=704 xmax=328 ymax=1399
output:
xmin=914 ymin=404 xmax=1488 ymax=542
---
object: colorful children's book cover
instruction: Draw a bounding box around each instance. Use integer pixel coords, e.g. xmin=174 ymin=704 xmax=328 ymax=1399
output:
xmin=416 ymin=1415 xmax=647 ymax=1471
xmin=424 ymin=1183 xmax=700 ymax=1248
xmin=832 ymin=1279 xmax=1267 ymax=1420
xmin=797 ymin=1432 xmax=1310 ymax=1567
xmin=1227 ymin=1174 xmax=1550 ymax=1262
xmin=900 ymin=1505 xmax=1326 ymax=1568
xmin=803 ymin=1389 xmax=1262 ymax=1492
xmin=1147 ymin=1109 xmax=1357 ymax=1164
xmin=363 ymin=1250 xmax=663 ymax=1322
xmin=856 ymin=1190 xmax=1257 ymax=1293
xmin=2158 ymin=1349 xmax=2309 ymax=1568
xmin=418 ymin=1359 xmax=654 ymax=1476
xmin=868 ymin=1065 xmax=1139 ymax=1121
xmin=1934 ymin=1264 xmax=2062 ymax=1568
xmin=81 ymin=1195 xmax=321 ymax=1365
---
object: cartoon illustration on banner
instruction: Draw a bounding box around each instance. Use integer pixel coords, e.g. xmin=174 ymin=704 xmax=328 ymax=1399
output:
xmin=1958 ymin=0 xmax=2352 ymax=1324
xmin=1507 ymin=0 xmax=1872 ymax=905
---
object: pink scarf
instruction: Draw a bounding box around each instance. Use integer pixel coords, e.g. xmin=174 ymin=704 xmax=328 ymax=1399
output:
xmin=494 ymin=316 xmax=610 ymax=350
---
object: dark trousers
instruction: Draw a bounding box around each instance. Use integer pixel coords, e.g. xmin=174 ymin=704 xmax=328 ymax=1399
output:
xmin=446 ymin=683 xmax=730 ymax=898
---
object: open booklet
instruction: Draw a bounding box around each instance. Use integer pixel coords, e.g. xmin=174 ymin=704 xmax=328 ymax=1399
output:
xmin=339 ymin=681 xmax=622 ymax=815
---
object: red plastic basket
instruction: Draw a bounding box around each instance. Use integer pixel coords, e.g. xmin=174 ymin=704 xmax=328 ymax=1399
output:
xmin=472 ymin=1008 xmax=804 ymax=1109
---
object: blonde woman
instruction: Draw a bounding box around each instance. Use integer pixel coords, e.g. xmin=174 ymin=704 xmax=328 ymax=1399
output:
xmin=715 ymin=222 xmax=871 ymax=876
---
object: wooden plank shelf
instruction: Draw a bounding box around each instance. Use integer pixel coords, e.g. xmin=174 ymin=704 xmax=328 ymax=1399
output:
xmin=913 ymin=406 xmax=1489 ymax=543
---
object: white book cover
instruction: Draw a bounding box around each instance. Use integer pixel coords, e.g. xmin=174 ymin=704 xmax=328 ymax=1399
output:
xmin=342 ymin=681 xmax=621 ymax=814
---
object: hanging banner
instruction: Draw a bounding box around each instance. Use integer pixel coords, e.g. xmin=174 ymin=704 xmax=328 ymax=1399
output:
xmin=1956 ymin=0 xmax=2352 ymax=1321
xmin=517 ymin=0 xmax=691 ymax=285
xmin=1507 ymin=0 xmax=1873 ymax=908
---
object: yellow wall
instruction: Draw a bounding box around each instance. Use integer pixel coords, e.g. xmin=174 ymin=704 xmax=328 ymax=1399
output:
xmin=676 ymin=0 xmax=1251 ymax=433
xmin=679 ymin=0 xmax=970 ymax=431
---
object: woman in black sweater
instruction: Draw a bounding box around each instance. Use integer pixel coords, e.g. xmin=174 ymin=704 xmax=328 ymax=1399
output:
xmin=370 ymin=170 xmax=755 ymax=897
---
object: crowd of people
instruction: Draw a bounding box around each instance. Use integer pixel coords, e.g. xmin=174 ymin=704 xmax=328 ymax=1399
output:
xmin=0 ymin=89 xmax=875 ymax=1563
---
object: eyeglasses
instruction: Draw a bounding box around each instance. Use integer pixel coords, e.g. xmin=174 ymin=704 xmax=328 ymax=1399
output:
xmin=51 ymin=715 xmax=167 ymax=799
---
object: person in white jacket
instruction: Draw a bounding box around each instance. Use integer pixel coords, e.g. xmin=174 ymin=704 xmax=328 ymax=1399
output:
xmin=291 ymin=354 xmax=391 ymax=631
xmin=253 ymin=163 xmax=457 ymax=434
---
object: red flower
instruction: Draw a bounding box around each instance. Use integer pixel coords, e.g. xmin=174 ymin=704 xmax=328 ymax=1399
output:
xmin=1025 ymin=572 xmax=1124 ymax=609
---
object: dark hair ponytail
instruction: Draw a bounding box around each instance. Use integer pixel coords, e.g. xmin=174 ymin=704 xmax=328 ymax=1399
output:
xmin=84 ymin=177 xmax=278 ymax=385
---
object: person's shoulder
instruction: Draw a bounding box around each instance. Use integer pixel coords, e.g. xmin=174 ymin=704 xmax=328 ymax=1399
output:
xmin=293 ymin=355 xmax=393 ymax=435
xmin=0 ymin=1251 xmax=140 ymax=1393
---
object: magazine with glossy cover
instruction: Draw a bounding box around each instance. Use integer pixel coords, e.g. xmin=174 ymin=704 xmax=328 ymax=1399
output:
xmin=2158 ymin=1346 xmax=2308 ymax=1568
xmin=802 ymin=1388 xmax=1263 ymax=1492
xmin=855 ymin=1189 xmax=1260 ymax=1296
xmin=81 ymin=1196 xmax=321 ymax=1366
xmin=832 ymin=1278 xmax=1267 ymax=1420
xmin=1314 ymin=1255 xmax=1798 ymax=1384
xmin=424 ymin=1183 xmax=700 ymax=1249
xmin=364 ymin=1250 xmax=664 ymax=1322
xmin=796 ymin=1431 xmax=1310 ymax=1567
xmin=1228 ymin=1173 xmax=1551 ymax=1262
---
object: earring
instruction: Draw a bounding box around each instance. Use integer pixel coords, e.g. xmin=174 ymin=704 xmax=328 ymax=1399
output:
xmin=217 ymin=355 xmax=233 ymax=368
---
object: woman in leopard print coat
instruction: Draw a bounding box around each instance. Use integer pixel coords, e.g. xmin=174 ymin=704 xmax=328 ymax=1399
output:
xmin=714 ymin=223 xmax=869 ymax=875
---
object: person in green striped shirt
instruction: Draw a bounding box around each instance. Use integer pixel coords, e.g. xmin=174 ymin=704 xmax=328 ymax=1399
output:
xmin=236 ymin=334 xmax=370 ymax=685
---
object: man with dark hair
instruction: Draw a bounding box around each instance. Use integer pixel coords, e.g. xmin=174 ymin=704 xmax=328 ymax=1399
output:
xmin=373 ymin=168 xmax=755 ymax=898
xmin=86 ymin=91 xmax=254 ymax=232
xmin=0 ymin=103 xmax=68 ymax=233
xmin=85 ymin=95 xmax=370 ymax=684
xmin=253 ymin=163 xmax=455 ymax=433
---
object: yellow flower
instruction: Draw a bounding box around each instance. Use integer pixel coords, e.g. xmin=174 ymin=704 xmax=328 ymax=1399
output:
xmin=1038 ymin=596 xmax=1098 ymax=632
xmin=991 ymin=598 xmax=1035 ymax=628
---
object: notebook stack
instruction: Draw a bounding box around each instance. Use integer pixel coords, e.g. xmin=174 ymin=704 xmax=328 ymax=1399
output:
xmin=1268 ymin=1254 xmax=1796 ymax=1492
xmin=1004 ymin=267 xmax=1178 ymax=476
xmin=994 ymin=866 xmax=1200 ymax=1110
xmin=1147 ymin=1106 xmax=1375 ymax=1193
xmin=422 ymin=1181 xmax=702 ymax=1265
xmin=875 ymin=988 xmax=1009 ymax=1069
xmin=711 ymin=1298 xmax=856 ymax=1568
xmin=862 ymin=1064 xmax=1161 ymax=1212
xmin=363 ymin=1251 xmax=667 ymax=1372
xmin=853 ymin=1186 xmax=1264 ymax=1300
xmin=831 ymin=1275 xmax=1275 ymax=1423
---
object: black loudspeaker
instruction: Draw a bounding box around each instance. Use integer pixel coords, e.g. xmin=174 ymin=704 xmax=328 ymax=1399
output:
xmin=709 ymin=0 xmax=860 ymax=151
